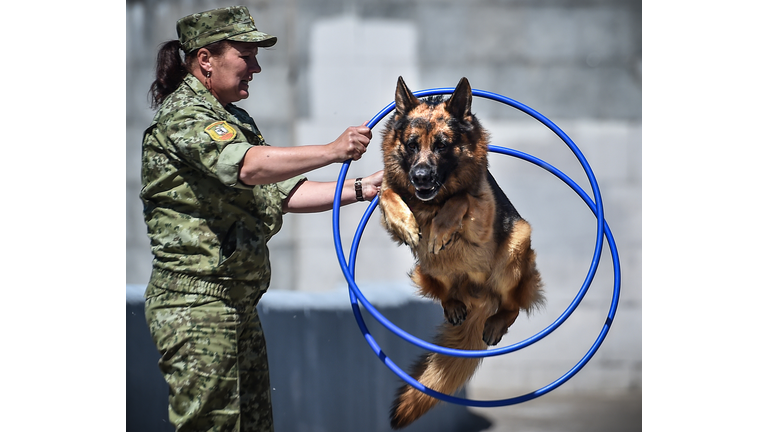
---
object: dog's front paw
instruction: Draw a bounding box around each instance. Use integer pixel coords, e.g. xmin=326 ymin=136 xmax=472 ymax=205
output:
xmin=427 ymin=212 xmax=461 ymax=254
xmin=403 ymin=215 xmax=421 ymax=248
xmin=427 ymin=195 xmax=468 ymax=254
xmin=380 ymin=188 xmax=421 ymax=249
xmin=428 ymin=229 xmax=459 ymax=254
xmin=387 ymin=212 xmax=420 ymax=249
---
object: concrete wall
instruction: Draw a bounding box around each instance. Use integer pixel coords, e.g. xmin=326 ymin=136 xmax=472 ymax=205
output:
xmin=126 ymin=0 xmax=641 ymax=427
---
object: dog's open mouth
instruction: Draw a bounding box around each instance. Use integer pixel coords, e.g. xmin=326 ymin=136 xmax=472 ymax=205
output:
xmin=414 ymin=185 xmax=439 ymax=201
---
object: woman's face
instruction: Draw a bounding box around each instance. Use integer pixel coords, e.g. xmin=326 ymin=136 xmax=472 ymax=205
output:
xmin=207 ymin=42 xmax=262 ymax=106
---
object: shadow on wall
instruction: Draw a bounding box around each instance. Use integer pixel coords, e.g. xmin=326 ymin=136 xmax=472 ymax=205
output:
xmin=127 ymin=286 xmax=492 ymax=432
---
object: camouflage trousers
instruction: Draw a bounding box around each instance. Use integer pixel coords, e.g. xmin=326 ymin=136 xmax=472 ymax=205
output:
xmin=144 ymin=270 xmax=273 ymax=432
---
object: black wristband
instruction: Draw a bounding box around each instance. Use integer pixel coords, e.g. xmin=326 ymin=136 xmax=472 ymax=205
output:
xmin=355 ymin=178 xmax=364 ymax=201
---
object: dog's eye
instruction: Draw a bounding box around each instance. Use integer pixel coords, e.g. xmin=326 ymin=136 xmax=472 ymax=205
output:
xmin=405 ymin=139 xmax=418 ymax=151
xmin=434 ymin=140 xmax=448 ymax=152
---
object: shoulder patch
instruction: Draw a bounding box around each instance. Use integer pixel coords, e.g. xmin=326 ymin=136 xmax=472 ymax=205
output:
xmin=204 ymin=121 xmax=237 ymax=142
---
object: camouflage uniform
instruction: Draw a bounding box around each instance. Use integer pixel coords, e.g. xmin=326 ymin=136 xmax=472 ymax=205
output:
xmin=141 ymin=68 xmax=304 ymax=432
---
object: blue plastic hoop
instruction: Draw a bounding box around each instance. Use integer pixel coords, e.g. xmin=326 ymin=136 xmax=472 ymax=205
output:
xmin=332 ymin=88 xmax=621 ymax=407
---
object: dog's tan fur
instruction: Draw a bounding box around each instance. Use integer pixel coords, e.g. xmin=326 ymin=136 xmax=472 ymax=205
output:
xmin=379 ymin=77 xmax=544 ymax=429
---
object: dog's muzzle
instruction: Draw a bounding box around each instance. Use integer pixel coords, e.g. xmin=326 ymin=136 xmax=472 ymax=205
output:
xmin=409 ymin=164 xmax=441 ymax=201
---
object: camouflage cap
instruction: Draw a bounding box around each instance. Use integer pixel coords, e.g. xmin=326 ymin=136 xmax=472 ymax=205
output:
xmin=177 ymin=6 xmax=277 ymax=53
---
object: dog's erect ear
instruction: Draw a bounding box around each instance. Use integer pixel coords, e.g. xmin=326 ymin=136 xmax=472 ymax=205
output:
xmin=445 ymin=77 xmax=473 ymax=119
xmin=395 ymin=76 xmax=420 ymax=115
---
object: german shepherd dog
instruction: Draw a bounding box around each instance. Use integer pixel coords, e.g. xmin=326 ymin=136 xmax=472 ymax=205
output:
xmin=378 ymin=77 xmax=545 ymax=429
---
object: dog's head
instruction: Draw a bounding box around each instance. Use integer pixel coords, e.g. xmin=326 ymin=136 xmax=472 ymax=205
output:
xmin=381 ymin=76 xmax=488 ymax=202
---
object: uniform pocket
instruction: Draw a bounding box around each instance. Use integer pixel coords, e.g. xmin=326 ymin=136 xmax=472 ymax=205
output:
xmin=215 ymin=219 xmax=269 ymax=281
xmin=218 ymin=220 xmax=258 ymax=267
xmin=219 ymin=222 xmax=240 ymax=265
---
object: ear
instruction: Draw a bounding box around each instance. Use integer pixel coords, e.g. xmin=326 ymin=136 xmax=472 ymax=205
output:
xmin=196 ymin=48 xmax=213 ymax=74
xmin=445 ymin=77 xmax=473 ymax=119
xmin=395 ymin=76 xmax=420 ymax=115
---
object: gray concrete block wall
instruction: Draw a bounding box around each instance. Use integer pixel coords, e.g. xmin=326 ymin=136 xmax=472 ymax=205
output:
xmin=126 ymin=0 xmax=641 ymax=409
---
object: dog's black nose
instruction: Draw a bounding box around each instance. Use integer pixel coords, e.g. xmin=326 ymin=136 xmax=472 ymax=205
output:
xmin=410 ymin=164 xmax=434 ymax=188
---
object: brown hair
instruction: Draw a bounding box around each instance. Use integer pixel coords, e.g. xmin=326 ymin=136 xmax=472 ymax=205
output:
xmin=148 ymin=40 xmax=230 ymax=109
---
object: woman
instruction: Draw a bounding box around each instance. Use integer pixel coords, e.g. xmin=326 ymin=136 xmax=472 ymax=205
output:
xmin=140 ymin=6 xmax=382 ymax=432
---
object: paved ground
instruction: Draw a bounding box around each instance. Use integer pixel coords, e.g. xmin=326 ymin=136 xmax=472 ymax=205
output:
xmin=469 ymin=392 xmax=642 ymax=432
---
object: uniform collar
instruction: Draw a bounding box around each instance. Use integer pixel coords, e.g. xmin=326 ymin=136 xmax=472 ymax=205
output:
xmin=182 ymin=74 xmax=256 ymax=133
xmin=184 ymin=73 xmax=223 ymax=108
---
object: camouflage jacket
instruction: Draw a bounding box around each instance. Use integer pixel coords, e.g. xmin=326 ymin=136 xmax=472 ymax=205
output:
xmin=140 ymin=74 xmax=304 ymax=294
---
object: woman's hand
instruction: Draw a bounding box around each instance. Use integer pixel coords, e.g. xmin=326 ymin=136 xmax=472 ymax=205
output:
xmin=327 ymin=123 xmax=373 ymax=162
xmin=359 ymin=170 xmax=383 ymax=201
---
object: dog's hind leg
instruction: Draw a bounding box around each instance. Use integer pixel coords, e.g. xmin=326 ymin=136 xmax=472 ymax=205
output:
xmin=411 ymin=267 xmax=468 ymax=326
xmin=483 ymin=306 xmax=520 ymax=346
xmin=483 ymin=219 xmax=544 ymax=345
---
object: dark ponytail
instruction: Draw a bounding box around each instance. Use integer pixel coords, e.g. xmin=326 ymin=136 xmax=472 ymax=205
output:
xmin=148 ymin=39 xmax=233 ymax=109
xmin=148 ymin=40 xmax=188 ymax=109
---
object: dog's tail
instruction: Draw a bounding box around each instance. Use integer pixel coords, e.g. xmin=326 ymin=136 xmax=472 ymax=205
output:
xmin=389 ymin=301 xmax=493 ymax=429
